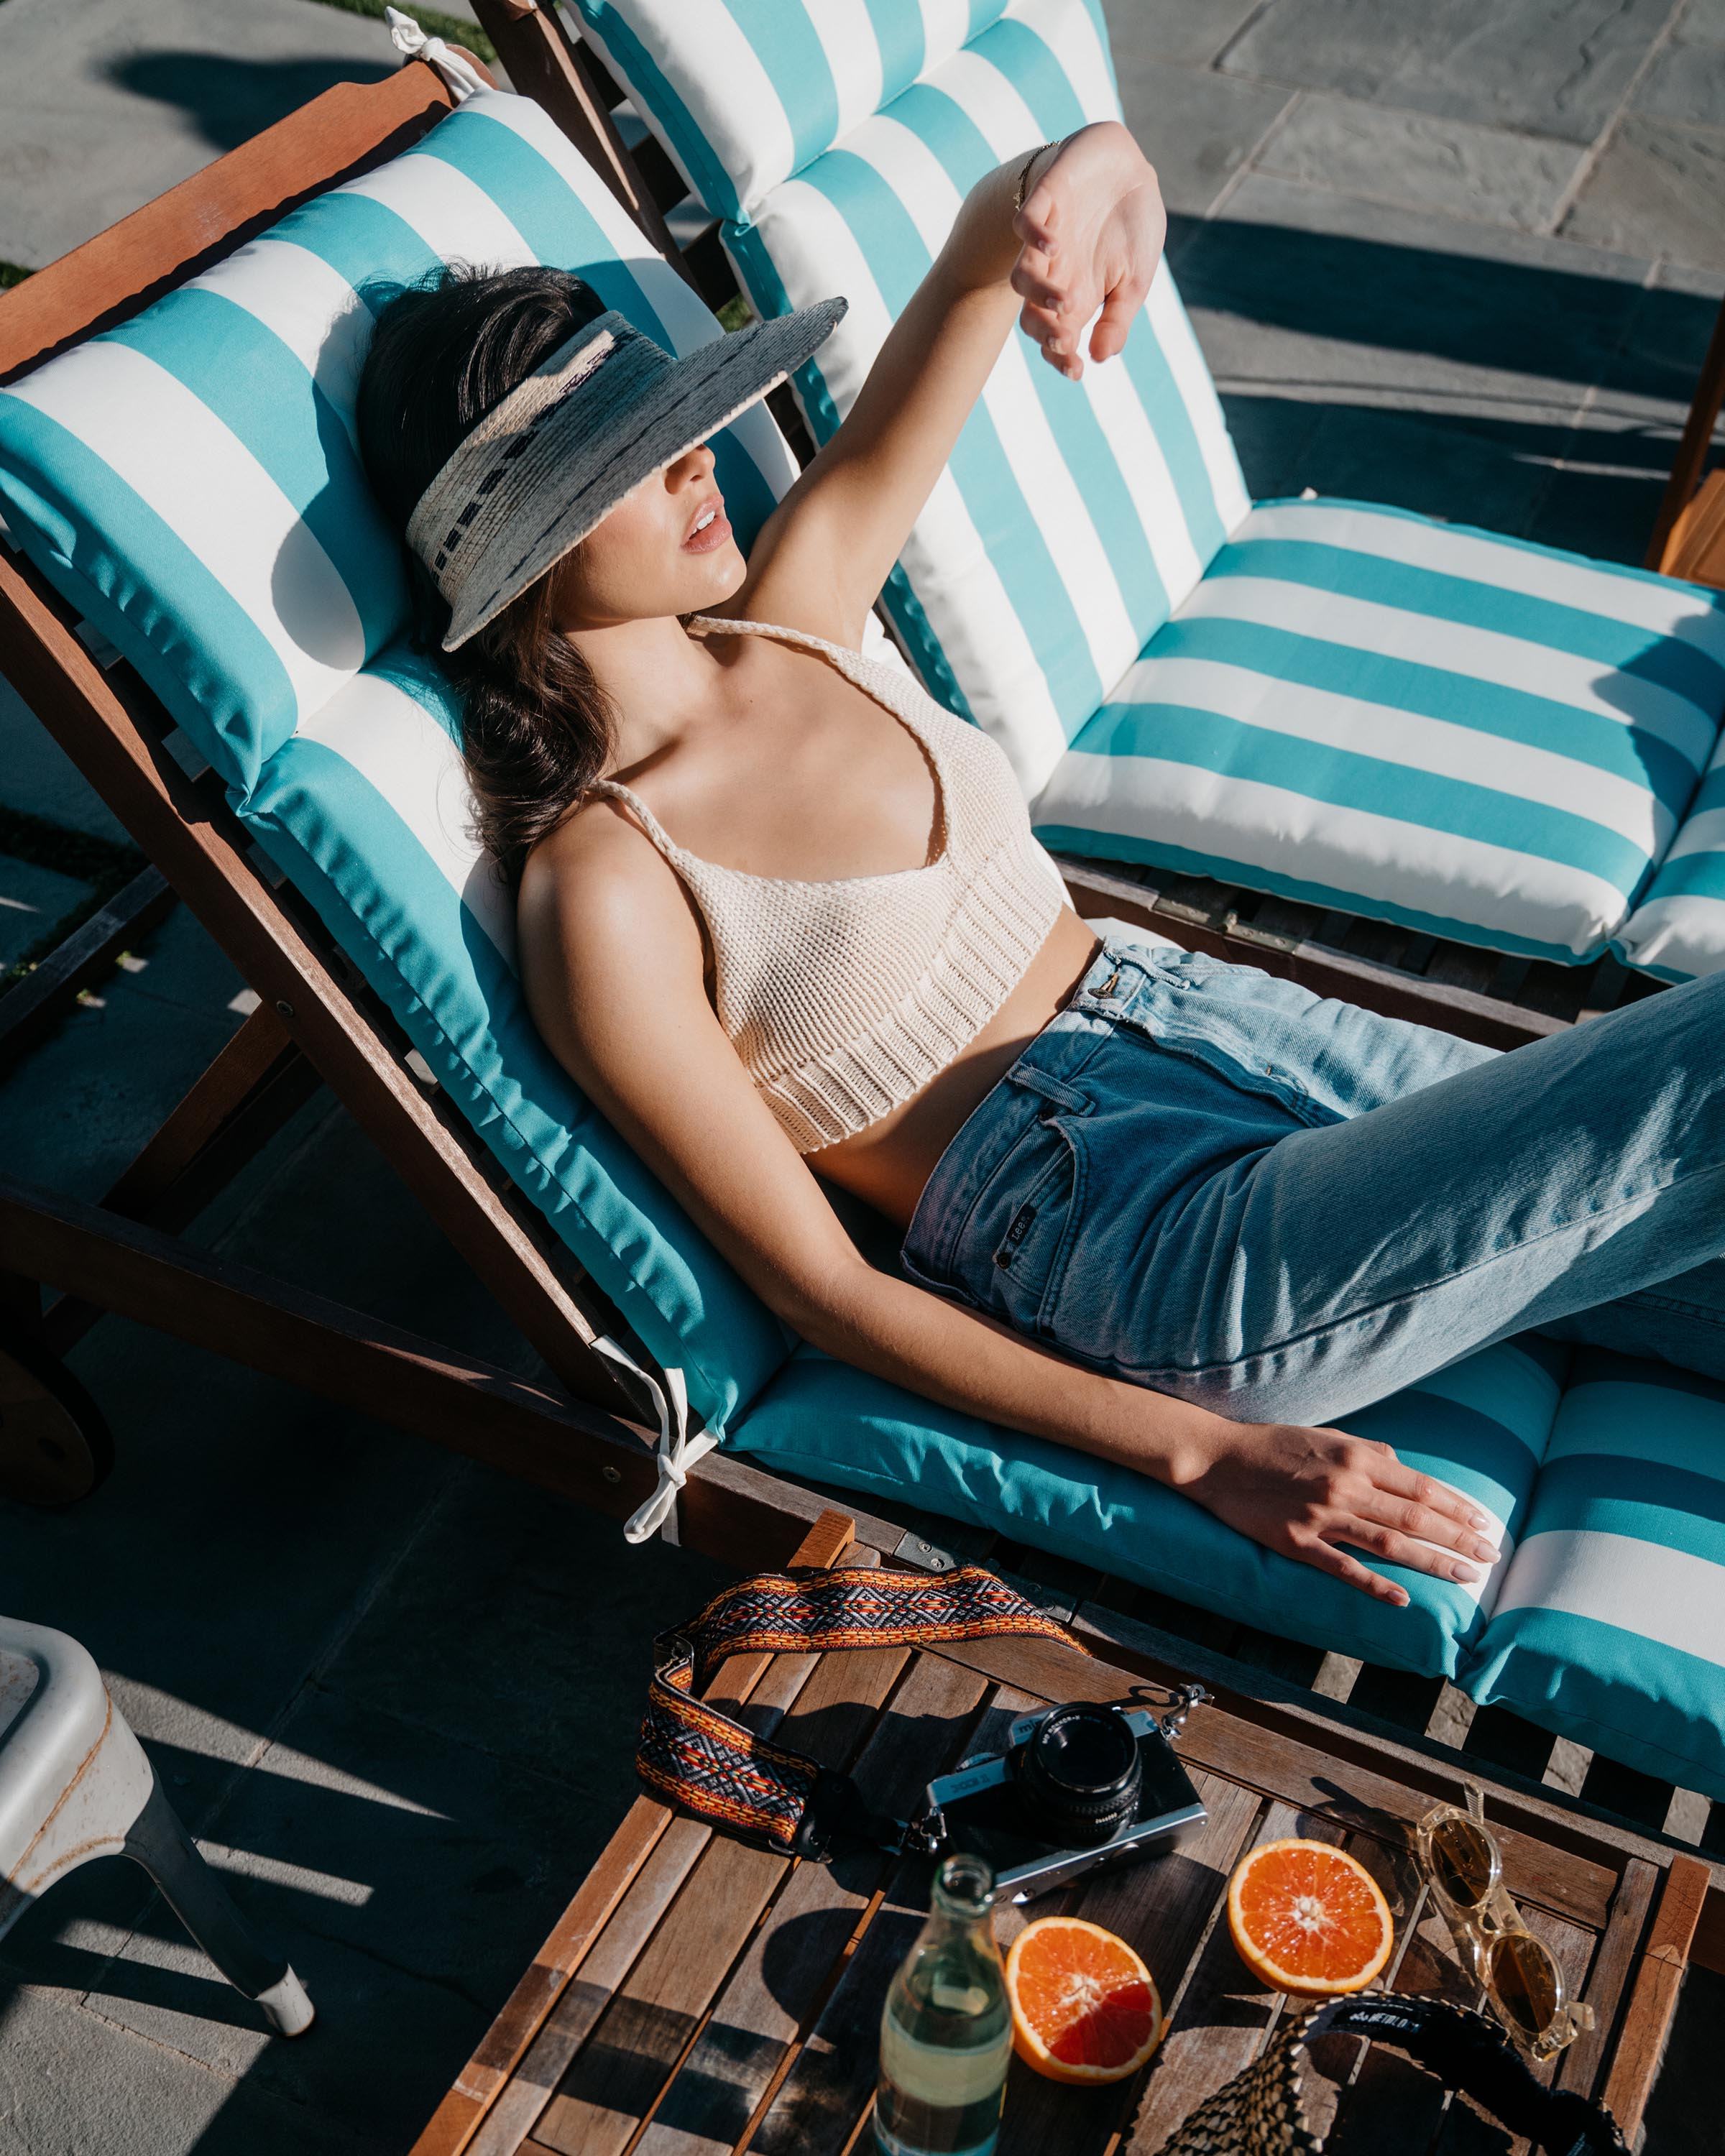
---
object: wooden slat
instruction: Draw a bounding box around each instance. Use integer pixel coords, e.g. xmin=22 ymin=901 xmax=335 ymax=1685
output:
xmin=1663 ymin=467 xmax=1725 ymax=589
xmin=531 ymin=1644 xmax=911 ymax=2156
xmin=0 ymin=67 xmax=454 ymax=379
xmin=1650 ymin=291 xmax=1725 ymax=571
xmin=1602 ymin=1855 xmax=1711 ymax=2139
xmin=742 ymin=1656 xmax=995 ymax=2155
xmin=0 ymin=867 xmax=173 ymax=1072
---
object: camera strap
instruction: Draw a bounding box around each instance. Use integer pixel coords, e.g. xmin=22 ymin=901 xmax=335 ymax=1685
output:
xmin=637 ymin=1562 xmax=1090 ymax=1859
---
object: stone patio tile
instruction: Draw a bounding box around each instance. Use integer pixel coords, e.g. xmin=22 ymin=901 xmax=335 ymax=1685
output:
xmin=1254 ymin=95 xmax=1587 ymax=234
xmin=1177 ymin=178 xmax=1652 ymax=398
xmin=1099 ymin=0 xmax=1262 ymax=68
xmin=0 ymin=906 xmax=243 ymax=1199
xmin=0 ymin=1985 xmax=382 ymax=2156
xmin=76 ymin=1685 xmax=613 ymax=2149
xmin=1108 ymin=55 xmax=1294 ymax=214
xmin=1683 ymin=0 xmax=1725 ymax=40
xmin=1222 ymin=0 xmax=1680 ymax=144
xmin=308 ymin=1447 xmax=730 ymax=1813
xmin=1632 ymin=37 xmax=1725 ymax=129
xmin=1560 ymin=112 xmax=1725 ymax=270
xmin=0 ymin=0 xmax=397 ymax=270
xmin=0 ymin=856 xmax=93 ymax=969
xmin=1 ymin=673 xmax=131 ymax=843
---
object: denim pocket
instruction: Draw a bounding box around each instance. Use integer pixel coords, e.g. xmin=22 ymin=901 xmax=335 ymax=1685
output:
xmin=984 ymin=1112 xmax=1085 ymax=1337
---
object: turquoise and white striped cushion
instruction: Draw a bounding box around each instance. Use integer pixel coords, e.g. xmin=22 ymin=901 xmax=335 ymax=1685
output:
xmin=1034 ymin=499 xmax=1725 ymax=963
xmin=1611 ymin=734 xmax=1725 ymax=981
xmin=733 ymin=1333 xmax=1565 ymax=1680
xmin=597 ymin=0 xmax=1248 ymax=798
xmin=574 ymin=0 xmax=1017 ymax=224
xmin=1463 ymin=1351 xmax=1725 ymax=1800
xmin=0 ymin=91 xmax=796 ymax=796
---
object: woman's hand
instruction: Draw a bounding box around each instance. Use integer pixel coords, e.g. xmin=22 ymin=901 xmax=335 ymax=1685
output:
xmin=1011 ymin=120 xmax=1166 ymax=380
xmin=1169 ymin=1415 xmax=1502 ymax=1607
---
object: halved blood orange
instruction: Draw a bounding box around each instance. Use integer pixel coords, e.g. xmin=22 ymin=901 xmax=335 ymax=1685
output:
xmin=1005 ymin=1915 xmax=1164 ymax=2083
xmin=1225 ymin=1838 xmax=1394 ymax=1996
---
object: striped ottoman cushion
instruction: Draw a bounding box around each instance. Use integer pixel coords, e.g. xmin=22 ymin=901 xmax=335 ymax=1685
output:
xmin=1034 ymin=499 xmax=1725 ymax=963
xmin=0 ymin=91 xmax=794 ymax=796
xmin=1612 ymin=734 xmax=1725 ymax=981
xmin=733 ymin=1334 xmax=1565 ymax=1680
xmin=1463 ymin=1351 xmax=1725 ymax=1800
xmin=583 ymin=0 xmax=1249 ymax=798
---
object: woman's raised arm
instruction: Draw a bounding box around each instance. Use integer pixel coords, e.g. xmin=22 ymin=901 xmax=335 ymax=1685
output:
xmin=733 ymin=121 xmax=1167 ymax=648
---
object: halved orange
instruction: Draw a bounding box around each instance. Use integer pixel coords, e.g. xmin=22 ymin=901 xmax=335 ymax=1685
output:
xmin=1005 ymin=1915 xmax=1164 ymax=2083
xmin=1225 ymin=1837 xmax=1394 ymax=1997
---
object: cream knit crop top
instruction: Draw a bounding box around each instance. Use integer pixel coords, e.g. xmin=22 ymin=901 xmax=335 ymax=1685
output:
xmin=591 ymin=615 xmax=1064 ymax=1153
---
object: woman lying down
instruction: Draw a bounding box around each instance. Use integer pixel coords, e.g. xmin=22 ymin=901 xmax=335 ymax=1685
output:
xmin=357 ymin=122 xmax=1725 ymax=1609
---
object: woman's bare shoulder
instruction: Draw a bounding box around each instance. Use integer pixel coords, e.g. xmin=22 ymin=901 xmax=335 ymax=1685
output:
xmin=516 ymin=792 xmax=696 ymax=975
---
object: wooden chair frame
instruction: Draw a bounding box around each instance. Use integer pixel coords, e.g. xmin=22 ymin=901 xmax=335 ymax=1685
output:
xmin=0 ymin=14 xmax=1719 ymax=2014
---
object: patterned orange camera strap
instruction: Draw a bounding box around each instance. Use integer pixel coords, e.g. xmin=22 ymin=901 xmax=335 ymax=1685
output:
xmin=638 ymin=1563 xmax=1080 ymax=1856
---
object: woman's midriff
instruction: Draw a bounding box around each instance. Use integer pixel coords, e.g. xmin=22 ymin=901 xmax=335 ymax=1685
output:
xmin=809 ymin=907 xmax=1103 ymax=1230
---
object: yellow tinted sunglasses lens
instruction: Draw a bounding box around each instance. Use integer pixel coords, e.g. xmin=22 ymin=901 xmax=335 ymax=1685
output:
xmin=1489 ymin=1930 xmax=1562 ymax=2040
xmin=1428 ymin=1815 xmax=1495 ymax=1909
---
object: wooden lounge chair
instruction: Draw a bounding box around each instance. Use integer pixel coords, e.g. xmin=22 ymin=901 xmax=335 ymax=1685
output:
xmin=0 ymin=31 xmax=1721 ymax=1894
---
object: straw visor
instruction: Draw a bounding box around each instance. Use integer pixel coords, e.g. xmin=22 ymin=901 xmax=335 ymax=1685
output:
xmin=407 ymin=298 xmax=847 ymax=649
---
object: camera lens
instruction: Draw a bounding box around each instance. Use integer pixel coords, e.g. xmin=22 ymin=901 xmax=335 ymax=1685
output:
xmin=1016 ymin=1704 xmax=1144 ymax=1846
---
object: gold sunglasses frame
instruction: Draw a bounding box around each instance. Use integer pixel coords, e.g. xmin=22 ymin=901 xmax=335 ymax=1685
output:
xmin=1414 ymin=1784 xmax=1594 ymax=2063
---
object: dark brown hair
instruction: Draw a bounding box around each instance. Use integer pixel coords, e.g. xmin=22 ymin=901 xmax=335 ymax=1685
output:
xmin=357 ymin=264 xmax=615 ymax=882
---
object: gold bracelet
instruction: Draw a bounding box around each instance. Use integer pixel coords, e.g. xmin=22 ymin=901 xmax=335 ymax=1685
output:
xmin=1013 ymin=137 xmax=1061 ymax=215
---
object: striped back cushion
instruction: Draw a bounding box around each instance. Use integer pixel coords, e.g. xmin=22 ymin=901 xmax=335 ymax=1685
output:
xmin=579 ymin=0 xmax=1249 ymax=798
xmin=1611 ymin=732 xmax=1725 ymax=981
xmin=1036 ymin=499 xmax=1725 ymax=963
xmin=0 ymin=91 xmax=794 ymax=798
xmin=574 ymin=0 xmax=1016 ymax=223
xmin=1464 ymin=1351 xmax=1725 ymax=1800
xmin=242 ymin=640 xmax=794 ymax=1429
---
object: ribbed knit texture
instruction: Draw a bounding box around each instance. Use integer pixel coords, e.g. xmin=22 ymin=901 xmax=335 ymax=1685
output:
xmin=592 ymin=616 xmax=1064 ymax=1151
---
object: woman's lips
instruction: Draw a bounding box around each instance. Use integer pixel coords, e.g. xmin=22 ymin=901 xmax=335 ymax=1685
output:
xmin=682 ymin=501 xmax=732 ymax=553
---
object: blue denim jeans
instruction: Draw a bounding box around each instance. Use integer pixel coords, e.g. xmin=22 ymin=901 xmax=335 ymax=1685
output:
xmin=901 ymin=937 xmax=1725 ymax=1424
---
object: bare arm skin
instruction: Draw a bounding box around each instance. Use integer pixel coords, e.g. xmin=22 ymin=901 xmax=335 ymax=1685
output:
xmin=732 ymin=123 xmax=1167 ymax=649
xmin=518 ymin=829 xmax=1500 ymax=1608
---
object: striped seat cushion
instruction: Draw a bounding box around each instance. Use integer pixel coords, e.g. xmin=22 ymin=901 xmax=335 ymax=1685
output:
xmin=0 ymin=91 xmax=793 ymax=797
xmin=1463 ymin=1351 xmax=1725 ymax=1800
xmin=581 ymin=0 xmax=1249 ymax=799
xmin=574 ymin=0 xmax=1017 ymax=224
xmin=733 ymin=1333 xmax=1565 ymax=1680
xmin=1034 ymin=499 xmax=1725 ymax=963
xmin=1611 ymin=733 xmax=1725 ymax=980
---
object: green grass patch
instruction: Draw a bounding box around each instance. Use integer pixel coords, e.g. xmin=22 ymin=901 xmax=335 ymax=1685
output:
xmin=0 ymin=261 xmax=34 ymax=290
xmin=300 ymin=0 xmax=498 ymax=67
xmin=717 ymin=294 xmax=756 ymax=333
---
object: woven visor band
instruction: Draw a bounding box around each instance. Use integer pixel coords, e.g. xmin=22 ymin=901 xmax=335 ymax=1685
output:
xmin=405 ymin=312 xmax=663 ymax=608
xmin=637 ymin=1565 xmax=1080 ymax=1855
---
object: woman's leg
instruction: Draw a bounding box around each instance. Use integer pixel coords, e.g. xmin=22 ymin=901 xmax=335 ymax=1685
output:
xmin=1044 ymin=962 xmax=1725 ymax=1425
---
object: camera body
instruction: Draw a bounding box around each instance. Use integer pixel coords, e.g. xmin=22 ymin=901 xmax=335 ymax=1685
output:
xmin=924 ymin=1699 xmax=1207 ymax=1902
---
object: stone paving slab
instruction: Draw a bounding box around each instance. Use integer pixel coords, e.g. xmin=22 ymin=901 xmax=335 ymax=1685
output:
xmin=1106 ymin=52 xmax=1294 ymax=216
xmin=1253 ymin=93 xmax=1589 ymax=234
xmin=1221 ymin=0 xmax=1680 ymax=144
xmin=0 ymin=0 xmax=397 ymax=271
xmin=0 ymin=855 xmax=93 ymax=969
xmin=1561 ymin=111 xmax=1725 ymax=270
xmin=0 ymin=673 xmax=131 ymax=843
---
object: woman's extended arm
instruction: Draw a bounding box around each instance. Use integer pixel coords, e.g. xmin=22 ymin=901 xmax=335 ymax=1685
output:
xmin=734 ymin=121 xmax=1166 ymax=647
xmin=519 ymin=832 xmax=1499 ymax=1606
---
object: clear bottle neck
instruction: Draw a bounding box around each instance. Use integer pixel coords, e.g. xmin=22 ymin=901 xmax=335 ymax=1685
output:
xmin=924 ymin=1854 xmax=998 ymax=1947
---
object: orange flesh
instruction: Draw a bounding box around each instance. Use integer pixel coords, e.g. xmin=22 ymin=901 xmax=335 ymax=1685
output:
xmin=1232 ymin=1843 xmax=1390 ymax=1989
xmin=1011 ymin=1922 xmax=1157 ymax=2069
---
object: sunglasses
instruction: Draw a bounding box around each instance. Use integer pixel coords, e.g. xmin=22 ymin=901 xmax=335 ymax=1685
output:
xmin=1415 ymin=1786 xmax=1594 ymax=2062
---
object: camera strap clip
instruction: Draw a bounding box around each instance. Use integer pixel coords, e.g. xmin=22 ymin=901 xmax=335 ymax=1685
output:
xmin=635 ymin=1562 xmax=1089 ymax=1858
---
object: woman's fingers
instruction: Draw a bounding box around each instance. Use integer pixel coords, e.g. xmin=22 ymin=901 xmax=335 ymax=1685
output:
xmin=1335 ymin=1514 xmax=1487 ymax=1584
xmin=1089 ymin=273 xmax=1146 ymax=362
xmin=1009 ymin=252 xmax=1064 ymax=310
xmin=1350 ymin=1490 xmax=1498 ymax=1568
xmin=1296 ymin=1536 xmax=1411 ymax=1608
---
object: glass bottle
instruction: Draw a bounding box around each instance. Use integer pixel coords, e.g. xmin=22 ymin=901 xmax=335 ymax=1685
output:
xmin=876 ymin=1853 xmax=1012 ymax=2156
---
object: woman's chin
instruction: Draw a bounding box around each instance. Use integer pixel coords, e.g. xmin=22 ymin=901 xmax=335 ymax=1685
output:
xmin=686 ymin=543 xmax=746 ymax=606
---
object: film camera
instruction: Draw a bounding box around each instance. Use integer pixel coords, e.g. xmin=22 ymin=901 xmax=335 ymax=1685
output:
xmin=918 ymin=1688 xmax=1208 ymax=1902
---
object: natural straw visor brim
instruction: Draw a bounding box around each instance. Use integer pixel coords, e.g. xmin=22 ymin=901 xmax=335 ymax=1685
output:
xmin=431 ymin=298 xmax=846 ymax=650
